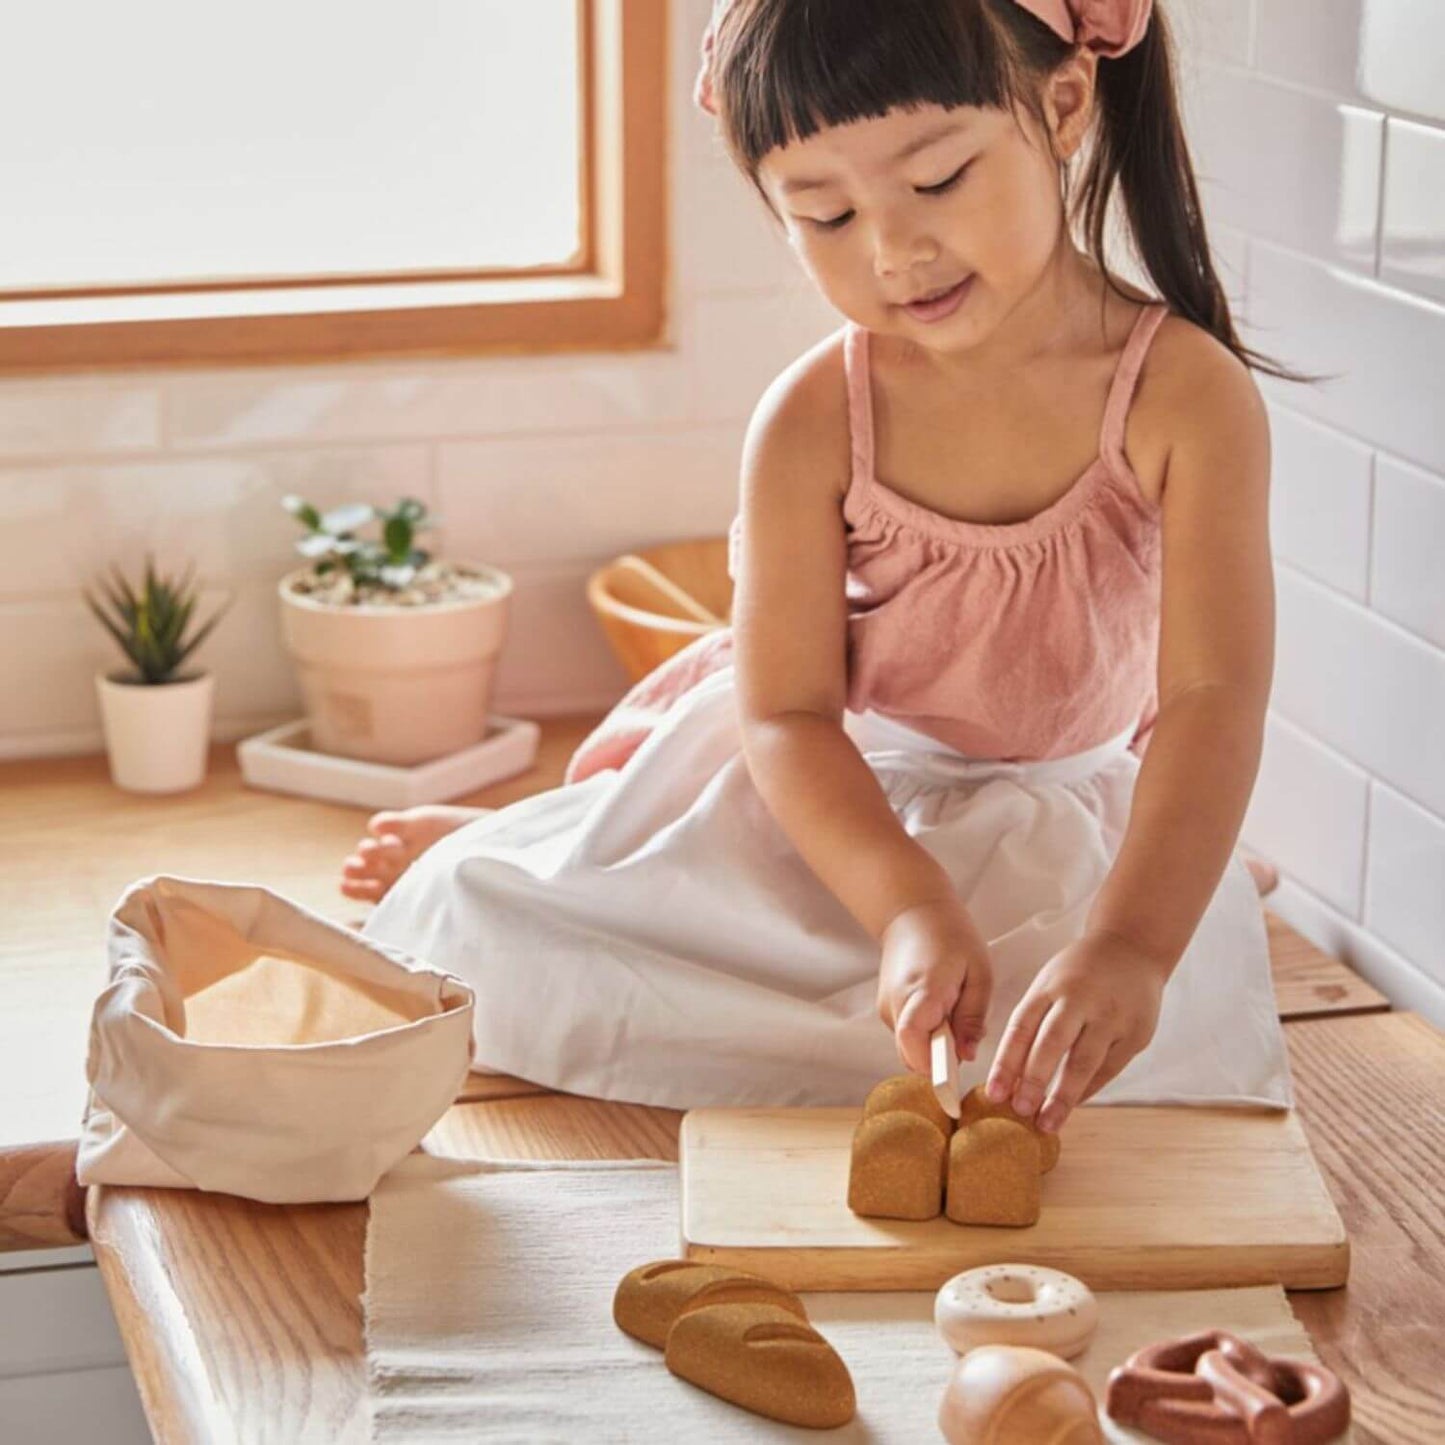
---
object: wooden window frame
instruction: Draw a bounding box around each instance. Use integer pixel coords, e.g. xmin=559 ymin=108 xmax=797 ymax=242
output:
xmin=0 ymin=0 xmax=667 ymax=375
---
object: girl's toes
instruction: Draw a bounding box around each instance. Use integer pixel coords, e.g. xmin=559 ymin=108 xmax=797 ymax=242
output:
xmin=340 ymin=876 xmax=387 ymax=903
xmin=342 ymin=853 xmax=392 ymax=880
xmin=358 ymin=835 xmax=407 ymax=865
xmin=366 ymin=810 xmax=409 ymax=840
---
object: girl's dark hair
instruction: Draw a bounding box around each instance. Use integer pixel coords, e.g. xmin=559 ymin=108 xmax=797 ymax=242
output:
xmin=712 ymin=0 xmax=1295 ymax=379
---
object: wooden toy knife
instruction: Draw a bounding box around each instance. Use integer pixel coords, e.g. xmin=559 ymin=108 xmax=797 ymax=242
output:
xmin=930 ymin=1025 xmax=961 ymax=1120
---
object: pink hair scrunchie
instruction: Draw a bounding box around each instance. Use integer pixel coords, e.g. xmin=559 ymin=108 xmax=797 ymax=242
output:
xmin=692 ymin=0 xmax=1153 ymax=116
xmin=1012 ymin=0 xmax=1153 ymax=57
xmin=693 ymin=0 xmax=730 ymax=116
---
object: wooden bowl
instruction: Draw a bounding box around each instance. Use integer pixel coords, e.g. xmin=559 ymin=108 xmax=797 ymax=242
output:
xmin=587 ymin=536 xmax=732 ymax=683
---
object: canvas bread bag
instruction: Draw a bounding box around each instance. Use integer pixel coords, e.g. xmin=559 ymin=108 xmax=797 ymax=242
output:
xmin=77 ymin=875 xmax=475 ymax=1203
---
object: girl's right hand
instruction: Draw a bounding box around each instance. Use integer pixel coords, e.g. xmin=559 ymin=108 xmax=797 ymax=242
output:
xmin=876 ymin=895 xmax=994 ymax=1075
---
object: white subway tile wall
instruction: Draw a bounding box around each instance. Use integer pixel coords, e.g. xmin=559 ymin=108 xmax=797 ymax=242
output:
xmin=1242 ymin=715 xmax=1370 ymax=916
xmin=1366 ymin=782 xmax=1445 ymax=975
xmin=0 ymin=0 xmax=1440 ymax=1017
xmin=1381 ymin=118 xmax=1445 ymax=302
xmin=1265 ymin=406 xmax=1373 ymax=600
xmin=1187 ymin=67 xmax=1383 ymax=269
xmin=1371 ymin=455 xmax=1445 ymax=650
xmin=1178 ymin=0 xmax=1445 ymax=1016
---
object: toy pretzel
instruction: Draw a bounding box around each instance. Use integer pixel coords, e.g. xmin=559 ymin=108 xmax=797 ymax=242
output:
xmin=1105 ymin=1331 xmax=1350 ymax=1444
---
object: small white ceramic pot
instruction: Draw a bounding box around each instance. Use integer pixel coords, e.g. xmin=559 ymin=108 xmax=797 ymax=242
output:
xmin=96 ymin=671 xmax=215 ymax=794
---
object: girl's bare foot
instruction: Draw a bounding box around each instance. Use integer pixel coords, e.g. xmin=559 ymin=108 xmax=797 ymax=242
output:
xmin=340 ymin=805 xmax=489 ymax=903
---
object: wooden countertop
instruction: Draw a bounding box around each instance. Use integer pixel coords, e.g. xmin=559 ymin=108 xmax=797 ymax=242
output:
xmin=86 ymin=1011 xmax=1445 ymax=1445
xmin=5 ymin=722 xmax=1431 ymax=1441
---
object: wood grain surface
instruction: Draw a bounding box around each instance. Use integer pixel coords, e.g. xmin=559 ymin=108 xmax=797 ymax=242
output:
xmin=0 ymin=1141 xmax=87 ymax=1249
xmin=1285 ymin=1012 xmax=1445 ymax=1445
xmin=1266 ymin=912 xmax=1389 ymax=1020
xmin=679 ymin=1104 xmax=1349 ymax=1291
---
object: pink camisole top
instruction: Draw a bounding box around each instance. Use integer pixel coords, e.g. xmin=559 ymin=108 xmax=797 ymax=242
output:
xmin=566 ymin=305 xmax=1170 ymax=787
xmin=817 ymin=302 xmax=1168 ymax=763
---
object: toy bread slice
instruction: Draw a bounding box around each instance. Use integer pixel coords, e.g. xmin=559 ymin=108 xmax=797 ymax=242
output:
xmin=863 ymin=1072 xmax=955 ymax=1138
xmin=959 ymin=1084 xmax=1061 ymax=1173
xmin=848 ymin=1110 xmax=948 ymax=1220
xmin=946 ymin=1118 xmax=1042 ymax=1227
xmin=613 ymin=1260 xmax=806 ymax=1349
xmin=665 ymin=1301 xmax=857 ymax=1428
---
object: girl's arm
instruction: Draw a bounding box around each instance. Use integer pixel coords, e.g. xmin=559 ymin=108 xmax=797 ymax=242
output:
xmin=988 ymin=323 xmax=1275 ymax=1130
xmin=1087 ymin=334 xmax=1274 ymax=966
xmin=732 ymin=341 xmax=993 ymax=1066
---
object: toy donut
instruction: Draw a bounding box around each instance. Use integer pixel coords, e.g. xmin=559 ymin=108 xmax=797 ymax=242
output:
xmin=935 ymin=1264 xmax=1099 ymax=1360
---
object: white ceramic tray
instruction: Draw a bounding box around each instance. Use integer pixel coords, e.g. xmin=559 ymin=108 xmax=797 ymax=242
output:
xmin=237 ymin=716 xmax=541 ymax=809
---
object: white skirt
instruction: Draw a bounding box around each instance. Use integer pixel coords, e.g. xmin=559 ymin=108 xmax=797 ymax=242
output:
xmin=362 ymin=665 xmax=1292 ymax=1112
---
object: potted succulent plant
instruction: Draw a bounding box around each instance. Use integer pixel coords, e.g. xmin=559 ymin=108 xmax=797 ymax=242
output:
xmin=86 ymin=558 xmax=230 ymax=793
xmin=278 ymin=495 xmax=513 ymax=765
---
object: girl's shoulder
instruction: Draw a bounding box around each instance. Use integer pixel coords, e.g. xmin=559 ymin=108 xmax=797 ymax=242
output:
xmin=1124 ymin=310 xmax=1267 ymax=509
xmin=753 ymin=323 xmax=851 ymax=425
xmin=742 ymin=324 xmax=854 ymax=505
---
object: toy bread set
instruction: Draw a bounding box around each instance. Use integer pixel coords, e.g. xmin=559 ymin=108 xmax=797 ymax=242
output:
xmin=653 ymin=1038 xmax=1350 ymax=1441
xmin=613 ymin=1259 xmax=855 ymax=1429
xmin=850 ymin=1076 xmax=1060 ymax=1227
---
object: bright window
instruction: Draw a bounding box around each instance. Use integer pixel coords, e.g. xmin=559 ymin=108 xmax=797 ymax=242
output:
xmin=0 ymin=0 xmax=666 ymax=370
xmin=2 ymin=2 xmax=581 ymax=290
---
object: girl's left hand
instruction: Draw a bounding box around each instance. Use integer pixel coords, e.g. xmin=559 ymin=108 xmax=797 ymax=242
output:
xmin=984 ymin=930 xmax=1171 ymax=1135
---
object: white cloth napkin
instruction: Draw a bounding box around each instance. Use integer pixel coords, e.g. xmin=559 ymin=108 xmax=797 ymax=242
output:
xmin=364 ymin=1156 xmax=1345 ymax=1444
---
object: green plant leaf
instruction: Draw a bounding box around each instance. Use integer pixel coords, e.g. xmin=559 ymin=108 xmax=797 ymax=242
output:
xmin=85 ymin=558 xmax=228 ymax=684
xmin=85 ymin=591 xmax=145 ymax=673
xmin=104 ymin=566 xmax=138 ymax=625
xmin=282 ymin=494 xmax=323 ymax=530
xmin=173 ymin=595 xmax=232 ymax=669
xmin=383 ymin=514 xmax=413 ymax=561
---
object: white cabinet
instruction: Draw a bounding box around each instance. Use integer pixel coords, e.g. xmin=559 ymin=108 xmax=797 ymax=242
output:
xmin=0 ymin=1248 xmax=151 ymax=1444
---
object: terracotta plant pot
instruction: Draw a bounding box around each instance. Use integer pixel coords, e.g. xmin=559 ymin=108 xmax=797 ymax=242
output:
xmin=278 ymin=564 xmax=513 ymax=766
xmin=95 ymin=670 xmax=215 ymax=794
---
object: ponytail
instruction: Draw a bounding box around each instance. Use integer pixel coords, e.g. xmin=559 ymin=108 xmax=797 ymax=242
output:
xmin=987 ymin=0 xmax=1297 ymax=376
xmin=1070 ymin=7 xmax=1301 ymax=378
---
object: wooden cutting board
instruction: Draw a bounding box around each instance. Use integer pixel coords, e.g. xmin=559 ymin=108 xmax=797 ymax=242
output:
xmin=680 ymin=1105 xmax=1349 ymax=1292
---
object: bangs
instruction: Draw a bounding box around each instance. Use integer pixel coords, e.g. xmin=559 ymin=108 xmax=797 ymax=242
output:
xmin=715 ymin=0 xmax=1021 ymax=173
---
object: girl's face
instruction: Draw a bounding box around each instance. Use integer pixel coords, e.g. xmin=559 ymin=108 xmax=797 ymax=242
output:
xmin=756 ymin=97 xmax=1081 ymax=354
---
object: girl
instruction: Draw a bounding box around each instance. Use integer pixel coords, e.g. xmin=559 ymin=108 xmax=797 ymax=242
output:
xmin=353 ymin=0 xmax=1293 ymax=1134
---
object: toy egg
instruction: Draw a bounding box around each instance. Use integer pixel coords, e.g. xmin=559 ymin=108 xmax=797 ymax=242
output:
xmin=938 ymin=1344 xmax=1105 ymax=1445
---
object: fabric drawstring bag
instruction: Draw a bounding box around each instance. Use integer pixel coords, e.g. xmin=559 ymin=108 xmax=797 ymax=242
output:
xmin=77 ymin=875 xmax=476 ymax=1204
